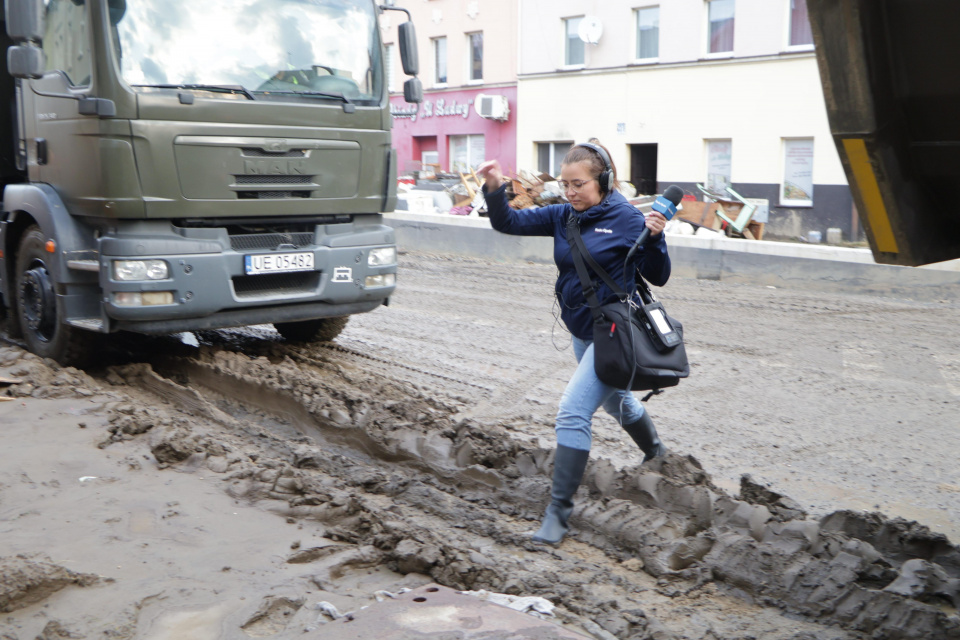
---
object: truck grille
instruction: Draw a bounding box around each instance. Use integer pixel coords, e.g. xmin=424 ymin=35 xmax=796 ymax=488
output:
xmin=237 ymin=190 xmax=311 ymax=199
xmin=241 ymin=148 xmax=307 ymax=158
xmin=234 ymin=175 xmax=313 ymax=185
xmin=232 ymin=271 xmax=321 ymax=299
xmin=229 ymin=232 xmax=316 ymax=251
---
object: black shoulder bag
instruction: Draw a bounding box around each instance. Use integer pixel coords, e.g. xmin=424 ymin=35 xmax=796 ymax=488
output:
xmin=566 ymin=215 xmax=689 ymax=392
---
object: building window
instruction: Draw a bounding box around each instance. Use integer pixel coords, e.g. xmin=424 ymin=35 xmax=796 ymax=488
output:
xmin=468 ymin=32 xmax=483 ymax=82
xmin=635 ymin=7 xmax=660 ymax=60
xmin=789 ymin=0 xmax=813 ymax=47
xmin=564 ymin=17 xmax=585 ymax=66
xmin=706 ymin=139 xmax=732 ymax=194
xmin=781 ymin=138 xmax=814 ymax=205
xmin=385 ymin=43 xmax=395 ymax=92
xmin=537 ymin=142 xmax=573 ymax=179
xmin=449 ymin=134 xmax=485 ymax=173
xmin=433 ymin=37 xmax=447 ymax=85
xmin=707 ymin=0 xmax=735 ymax=54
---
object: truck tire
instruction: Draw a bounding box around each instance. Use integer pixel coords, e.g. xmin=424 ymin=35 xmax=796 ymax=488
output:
xmin=274 ymin=316 xmax=349 ymax=343
xmin=15 ymin=226 xmax=95 ymax=366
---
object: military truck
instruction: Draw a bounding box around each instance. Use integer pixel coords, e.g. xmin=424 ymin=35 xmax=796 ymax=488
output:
xmin=808 ymin=0 xmax=959 ymax=267
xmin=0 ymin=0 xmax=422 ymax=364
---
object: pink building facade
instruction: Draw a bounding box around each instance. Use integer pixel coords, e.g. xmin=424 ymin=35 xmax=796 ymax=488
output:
xmin=389 ymin=86 xmax=517 ymax=176
xmin=380 ymin=0 xmax=518 ymax=178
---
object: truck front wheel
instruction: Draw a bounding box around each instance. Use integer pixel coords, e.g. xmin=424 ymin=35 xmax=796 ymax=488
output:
xmin=274 ymin=316 xmax=349 ymax=343
xmin=15 ymin=226 xmax=94 ymax=366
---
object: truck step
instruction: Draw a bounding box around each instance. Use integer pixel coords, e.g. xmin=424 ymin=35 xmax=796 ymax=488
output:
xmin=67 ymin=318 xmax=104 ymax=331
xmin=66 ymin=259 xmax=101 ymax=272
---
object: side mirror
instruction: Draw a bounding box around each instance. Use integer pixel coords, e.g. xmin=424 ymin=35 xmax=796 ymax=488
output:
xmin=398 ymin=21 xmax=419 ymax=76
xmin=403 ymin=77 xmax=422 ymax=104
xmin=7 ymin=44 xmax=44 ymax=78
xmin=5 ymin=0 xmax=44 ymax=43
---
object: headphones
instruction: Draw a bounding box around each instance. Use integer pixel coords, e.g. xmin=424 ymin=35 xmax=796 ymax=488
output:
xmin=576 ymin=142 xmax=614 ymax=193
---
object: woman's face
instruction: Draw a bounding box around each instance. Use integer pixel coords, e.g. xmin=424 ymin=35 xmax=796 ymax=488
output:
xmin=560 ymin=161 xmax=604 ymax=212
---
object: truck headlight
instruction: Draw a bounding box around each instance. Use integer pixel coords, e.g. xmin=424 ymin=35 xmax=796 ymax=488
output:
xmin=113 ymin=259 xmax=169 ymax=281
xmin=367 ymin=247 xmax=396 ymax=266
xmin=365 ymin=273 xmax=396 ymax=288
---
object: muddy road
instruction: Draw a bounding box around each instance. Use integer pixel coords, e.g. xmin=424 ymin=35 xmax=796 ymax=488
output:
xmin=2 ymin=251 xmax=959 ymax=639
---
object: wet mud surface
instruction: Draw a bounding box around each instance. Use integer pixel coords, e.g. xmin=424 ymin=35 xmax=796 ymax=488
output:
xmin=2 ymin=251 xmax=960 ymax=639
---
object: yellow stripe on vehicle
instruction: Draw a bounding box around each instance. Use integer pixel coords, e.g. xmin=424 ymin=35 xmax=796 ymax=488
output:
xmin=842 ymin=138 xmax=899 ymax=254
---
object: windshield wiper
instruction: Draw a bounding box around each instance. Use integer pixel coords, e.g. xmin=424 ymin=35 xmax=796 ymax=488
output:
xmin=262 ymin=90 xmax=356 ymax=113
xmin=132 ymin=84 xmax=255 ymax=100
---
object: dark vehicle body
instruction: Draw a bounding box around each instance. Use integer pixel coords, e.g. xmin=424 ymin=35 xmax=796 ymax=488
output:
xmin=809 ymin=0 xmax=960 ymax=266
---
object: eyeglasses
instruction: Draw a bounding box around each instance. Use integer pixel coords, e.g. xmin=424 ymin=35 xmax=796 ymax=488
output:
xmin=557 ymin=178 xmax=596 ymax=192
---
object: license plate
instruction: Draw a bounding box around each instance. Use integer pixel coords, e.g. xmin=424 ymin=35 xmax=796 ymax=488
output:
xmin=244 ymin=251 xmax=314 ymax=275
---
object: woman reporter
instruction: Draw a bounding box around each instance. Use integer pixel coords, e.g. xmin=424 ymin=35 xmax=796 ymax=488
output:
xmin=477 ymin=142 xmax=671 ymax=545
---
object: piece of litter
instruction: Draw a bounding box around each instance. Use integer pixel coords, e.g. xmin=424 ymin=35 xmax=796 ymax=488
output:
xmin=458 ymin=589 xmax=556 ymax=619
xmin=315 ymin=601 xmax=343 ymax=621
xmin=373 ymin=587 xmax=412 ymax=602
xmin=79 ymin=476 xmax=98 ymax=482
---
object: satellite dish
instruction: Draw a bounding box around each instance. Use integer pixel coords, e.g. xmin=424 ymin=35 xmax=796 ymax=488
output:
xmin=578 ymin=16 xmax=603 ymax=44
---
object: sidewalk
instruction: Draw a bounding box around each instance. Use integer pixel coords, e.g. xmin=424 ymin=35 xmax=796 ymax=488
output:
xmin=385 ymin=211 xmax=960 ymax=301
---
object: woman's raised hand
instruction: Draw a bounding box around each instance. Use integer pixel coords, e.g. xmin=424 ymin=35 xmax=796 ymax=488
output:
xmin=476 ymin=160 xmax=504 ymax=191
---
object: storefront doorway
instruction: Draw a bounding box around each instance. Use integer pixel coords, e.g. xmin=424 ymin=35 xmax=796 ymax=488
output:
xmin=629 ymin=143 xmax=658 ymax=196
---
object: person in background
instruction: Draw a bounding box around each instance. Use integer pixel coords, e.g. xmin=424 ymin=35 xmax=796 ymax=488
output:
xmin=476 ymin=142 xmax=672 ymax=545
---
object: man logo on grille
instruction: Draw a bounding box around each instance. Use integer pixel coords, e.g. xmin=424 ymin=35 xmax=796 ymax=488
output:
xmin=333 ymin=267 xmax=352 ymax=282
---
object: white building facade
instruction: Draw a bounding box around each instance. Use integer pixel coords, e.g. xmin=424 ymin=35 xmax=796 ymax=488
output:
xmin=517 ymin=0 xmax=856 ymax=240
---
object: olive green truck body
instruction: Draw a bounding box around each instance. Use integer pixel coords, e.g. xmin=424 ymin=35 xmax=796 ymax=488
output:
xmin=0 ymin=0 xmax=421 ymax=363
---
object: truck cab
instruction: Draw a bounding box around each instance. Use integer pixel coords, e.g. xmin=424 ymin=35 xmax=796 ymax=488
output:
xmin=0 ymin=0 xmax=421 ymax=364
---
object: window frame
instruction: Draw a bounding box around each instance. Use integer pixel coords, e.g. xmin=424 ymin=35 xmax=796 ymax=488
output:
xmin=780 ymin=137 xmax=815 ymax=207
xmin=537 ymin=141 xmax=574 ymax=179
xmin=384 ymin=43 xmax=395 ymax=93
xmin=705 ymin=0 xmax=735 ymax=58
xmin=563 ymin=16 xmax=585 ymax=67
xmin=704 ymin=139 xmax=733 ymax=195
xmin=633 ymin=5 xmax=660 ymax=63
xmin=785 ymin=0 xmax=814 ymax=51
xmin=449 ymin=134 xmax=486 ymax=173
xmin=466 ymin=31 xmax=483 ymax=83
xmin=432 ymin=36 xmax=448 ymax=86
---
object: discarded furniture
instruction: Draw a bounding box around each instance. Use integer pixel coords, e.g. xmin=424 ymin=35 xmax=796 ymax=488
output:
xmin=696 ymin=184 xmax=759 ymax=239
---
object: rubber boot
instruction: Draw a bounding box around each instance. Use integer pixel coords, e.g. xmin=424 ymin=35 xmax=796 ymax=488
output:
xmin=621 ymin=412 xmax=666 ymax=463
xmin=531 ymin=444 xmax=591 ymax=544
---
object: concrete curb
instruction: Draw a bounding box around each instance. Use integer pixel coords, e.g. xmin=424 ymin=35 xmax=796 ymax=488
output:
xmin=386 ymin=212 xmax=960 ymax=301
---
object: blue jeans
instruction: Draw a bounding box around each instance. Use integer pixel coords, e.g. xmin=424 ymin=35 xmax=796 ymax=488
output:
xmin=555 ymin=336 xmax=646 ymax=451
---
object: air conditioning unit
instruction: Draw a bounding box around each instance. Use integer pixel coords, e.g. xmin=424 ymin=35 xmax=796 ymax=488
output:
xmin=474 ymin=94 xmax=510 ymax=121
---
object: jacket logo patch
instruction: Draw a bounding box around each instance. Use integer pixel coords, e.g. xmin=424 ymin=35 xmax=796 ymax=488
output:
xmin=594 ymin=228 xmax=613 ymax=234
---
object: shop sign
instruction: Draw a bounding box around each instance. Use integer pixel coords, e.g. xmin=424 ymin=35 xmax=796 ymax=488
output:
xmin=391 ymin=97 xmax=472 ymax=122
xmin=391 ymin=103 xmax=420 ymax=121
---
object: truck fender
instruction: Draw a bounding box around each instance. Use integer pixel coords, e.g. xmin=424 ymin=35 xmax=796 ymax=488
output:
xmin=2 ymin=184 xmax=99 ymax=304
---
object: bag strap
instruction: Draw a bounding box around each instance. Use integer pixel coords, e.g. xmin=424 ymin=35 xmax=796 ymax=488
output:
xmin=566 ymin=214 xmax=657 ymax=311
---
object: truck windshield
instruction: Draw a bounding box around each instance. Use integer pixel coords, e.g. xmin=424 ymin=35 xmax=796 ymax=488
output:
xmin=112 ymin=0 xmax=384 ymax=105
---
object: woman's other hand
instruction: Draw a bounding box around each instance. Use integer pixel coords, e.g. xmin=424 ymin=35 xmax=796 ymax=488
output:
xmin=646 ymin=211 xmax=667 ymax=237
xmin=476 ymin=160 xmax=504 ymax=191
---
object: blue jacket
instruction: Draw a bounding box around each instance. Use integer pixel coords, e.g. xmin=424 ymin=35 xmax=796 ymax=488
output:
xmin=483 ymin=184 xmax=671 ymax=341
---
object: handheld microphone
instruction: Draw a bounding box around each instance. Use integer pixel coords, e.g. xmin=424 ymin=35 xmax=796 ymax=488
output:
xmin=626 ymin=185 xmax=684 ymax=261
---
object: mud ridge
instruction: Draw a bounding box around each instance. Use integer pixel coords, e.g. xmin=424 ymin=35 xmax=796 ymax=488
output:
xmin=94 ymin=346 xmax=960 ymax=640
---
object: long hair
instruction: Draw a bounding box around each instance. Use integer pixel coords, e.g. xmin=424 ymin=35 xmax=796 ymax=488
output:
xmin=562 ymin=142 xmax=620 ymax=195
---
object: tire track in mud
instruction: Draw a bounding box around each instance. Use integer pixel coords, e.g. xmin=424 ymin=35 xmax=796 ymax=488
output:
xmin=93 ymin=340 xmax=960 ymax=640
